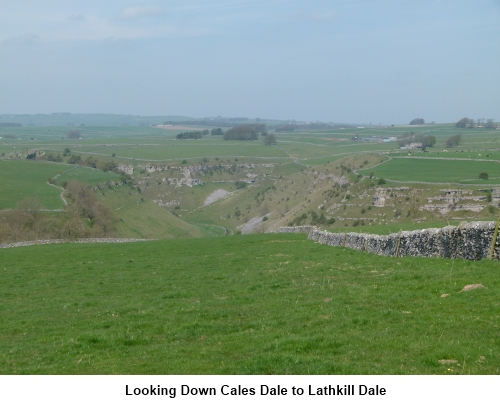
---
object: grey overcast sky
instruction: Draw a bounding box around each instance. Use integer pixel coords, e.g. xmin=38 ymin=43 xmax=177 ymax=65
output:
xmin=1 ymin=0 xmax=499 ymax=124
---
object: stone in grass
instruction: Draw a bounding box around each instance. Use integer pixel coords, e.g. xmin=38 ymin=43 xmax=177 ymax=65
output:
xmin=440 ymin=294 xmax=450 ymax=298
xmin=439 ymin=359 xmax=458 ymax=365
xmin=460 ymin=284 xmax=485 ymax=292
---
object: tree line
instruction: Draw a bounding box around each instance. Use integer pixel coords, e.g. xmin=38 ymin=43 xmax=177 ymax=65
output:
xmin=455 ymin=117 xmax=496 ymax=129
xmin=445 ymin=134 xmax=462 ymax=147
xmin=223 ymin=124 xmax=267 ymax=140
xmin=176 ymin=131 xmax=203 ymax=140
xmin=26 ymin=147 xmax=123 ymax=174
xmin=398 ymin=132 xmax=436 ymax=147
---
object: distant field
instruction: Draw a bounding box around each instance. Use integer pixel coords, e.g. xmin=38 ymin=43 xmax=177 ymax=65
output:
xmin=277 ymin=141 xmax=390 ymax=160
xmin=1 ymin=234 xmax=499 ymax=374
xmin=0 ymin=125 xmax=181 ymax=140
xmin=360 ymin=157 xmax=500 ymax=184
xmin=55 ymin=166 xmax=121 ymax=187
xmin=2 ymin=124 xmax=499 ymax=163
xmin=0 ymin=160 xmax=66 ymax=209
xmin=389 ymin=150 xmax=500 ymax=160
xmin=104 ymin=143 xmax=290 ymax=160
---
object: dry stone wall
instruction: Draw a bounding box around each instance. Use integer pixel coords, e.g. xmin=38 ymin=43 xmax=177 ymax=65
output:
xmin=277 ymin=222 xmax=500 ymax=260
xmin=0 ymin=238 xmax=149 ymax=249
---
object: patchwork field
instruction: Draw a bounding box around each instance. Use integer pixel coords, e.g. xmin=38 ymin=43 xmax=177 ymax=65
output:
xmin=1 ymin=234 xmax=499 ymax=374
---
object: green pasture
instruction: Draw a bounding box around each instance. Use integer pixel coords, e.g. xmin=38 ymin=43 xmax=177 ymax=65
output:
xmin=55 ymin=166 xmax=121 ymax=187
xmin=2 ymin=123 xmax=498 ymax=165
xmin=388 ymin=151 xmax=500 ymax=160
xmin=0 ymin=125 xmax=181 ymax=141
xmin=102 ymin=143 xmax=290 ymax=160
xmin=1 ymin=233 xmax=499 ymax=374
xmin=300 ymin=154 xmax=361 ymax=166
xmin=360 ymin=157 xmax=500 ymax=184
xmin=0 ymin=160 xmax=66 ymax=209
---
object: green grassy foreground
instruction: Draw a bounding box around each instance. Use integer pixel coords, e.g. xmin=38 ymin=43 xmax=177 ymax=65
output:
xmin=1 ymin=234 xmax=499 ymax=374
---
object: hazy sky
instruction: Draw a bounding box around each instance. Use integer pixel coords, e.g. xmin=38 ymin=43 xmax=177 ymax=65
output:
xmin=1 ymin=0 xmax=499 ymax=124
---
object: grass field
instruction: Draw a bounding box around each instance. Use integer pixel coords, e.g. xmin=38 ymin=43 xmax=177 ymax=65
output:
xmin=1 ymin=234 xmax=499 ymax=375
xmin=0 ymin=160 xmax=66 ymax=209
xmin=105 ymin=143 xmax=289 ymax=160
xmin=55 ymin=166 xmax=121 ymax=187
xmin=359 ymin=157 xmax=500 ymax=184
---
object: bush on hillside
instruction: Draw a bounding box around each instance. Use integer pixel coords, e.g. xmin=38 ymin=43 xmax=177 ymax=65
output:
xmin=67 ymin=130 xmax=81 ymax=139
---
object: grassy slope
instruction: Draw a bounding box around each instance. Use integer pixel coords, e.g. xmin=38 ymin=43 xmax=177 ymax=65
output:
xmin=1 ymin=234 xmax=499 ymax=375
xmin=55 ymin=166 xmax=121 ymax=187
xmin=0 ymin=160 xmax=66 ymax=209
xmin=99 ymin=186 xmax=205 ymax=239
xmin=360 ymin=158 xmax=500 ymax=184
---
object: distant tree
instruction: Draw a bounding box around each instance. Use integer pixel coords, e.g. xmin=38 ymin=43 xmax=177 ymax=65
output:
xmin=455 ymin=118 xmax=469 ymax=128
xmin=235 ymin=181 xmax=247 ymax=189
xmin=377 ymin=178 xmax=386 ymax=185
xmin=84 ymin=155 xmax=98 ymax=168
xmin=423 ymin=135 xmax=436 ymax=147
xmin=67 ymin=154 xmax=82 ymax=165
xmin=224 ymin=126 xmax=256 ymax=140
xmin=211 ymin=128 xmax=224 ymax=135
xmin=99 ymin=160 xmax=118 ymax=172
xmin=263 ymin=133 xmax=277 ymax=145
xmin=409 ymin=118 xmax=425 ymax=125
xmin=445 ymin=134 xmax=462 ymax=147
xmin=46 ymin=153 xmax=63 ymax=162
xmin=67 ymin=130 xmax=81 ymax=139
xmin=176 ymin=131 xmax=202 ymax=140
xmin=479 ymin=172 xmax=489 ymax=180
